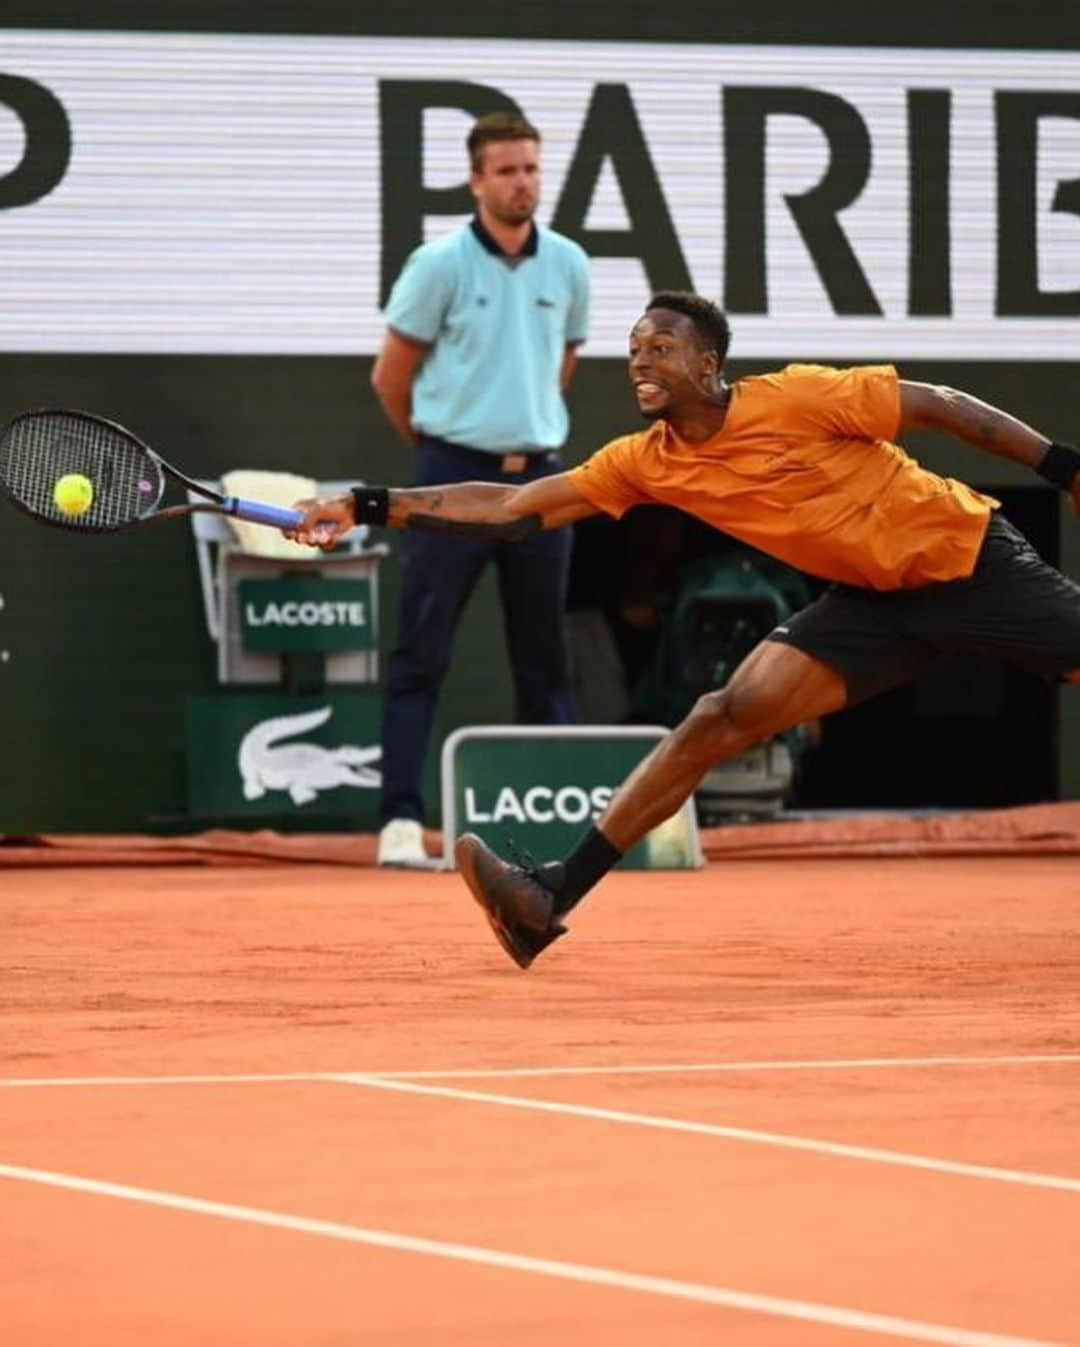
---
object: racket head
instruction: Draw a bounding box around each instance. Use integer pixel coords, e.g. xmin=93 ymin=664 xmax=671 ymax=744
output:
xmin=0 ymin=408 xmax=167 ymax=533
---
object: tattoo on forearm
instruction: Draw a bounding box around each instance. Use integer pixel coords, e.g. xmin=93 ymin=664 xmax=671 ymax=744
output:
xmin=965 ymin=401 xmax=1001 ymax=447
xmin=407 ymin=513 xmax=542 ymax=542
xmin=945 ymin=389 xmax=1039 ymax=458
xmin=389 ymin=490 xmax=445 ymax=526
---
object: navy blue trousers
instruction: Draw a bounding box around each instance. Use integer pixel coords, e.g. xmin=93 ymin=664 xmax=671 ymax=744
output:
xmin=380 ymin=437 xmax=575 ymax=825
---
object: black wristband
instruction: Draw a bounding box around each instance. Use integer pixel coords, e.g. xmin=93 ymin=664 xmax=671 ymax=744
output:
xmin=1036 ymin=442 xmax=1080 ymax=491
xmin=350 ymin=486 xmax=389 ymax=526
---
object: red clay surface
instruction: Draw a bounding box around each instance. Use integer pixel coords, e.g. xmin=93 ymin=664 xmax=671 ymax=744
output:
xmin=2 ymin=856 xmax=1079 ymax=1345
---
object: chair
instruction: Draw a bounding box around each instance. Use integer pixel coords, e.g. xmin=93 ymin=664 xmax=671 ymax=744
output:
xmin=188 ymin=476 xmax=389 ymax=685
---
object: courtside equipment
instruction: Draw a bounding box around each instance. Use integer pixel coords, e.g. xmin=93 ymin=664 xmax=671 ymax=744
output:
xmin=441 ymin=725 xmax=703 ymax=871
xmin=0 ymin=409 xmax=305 ymax=534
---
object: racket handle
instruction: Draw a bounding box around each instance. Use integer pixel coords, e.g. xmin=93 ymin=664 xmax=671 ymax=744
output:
xmin=227 ymin=497 xmax=304 ymax=529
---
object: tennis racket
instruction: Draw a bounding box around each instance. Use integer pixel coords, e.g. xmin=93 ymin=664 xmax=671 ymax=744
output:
xmin=0 ymin=408 xmax=306 ymax=534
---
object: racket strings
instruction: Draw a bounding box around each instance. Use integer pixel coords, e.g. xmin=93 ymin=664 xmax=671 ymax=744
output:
xmin=0 ymin=413 xmax=164 ymax=530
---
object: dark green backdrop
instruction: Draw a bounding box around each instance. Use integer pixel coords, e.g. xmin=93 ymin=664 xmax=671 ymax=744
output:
xmin=1 ymin=2 xmax=1076 ymax=828
xmin=1 ymin=354 xmax=1075 ymax=829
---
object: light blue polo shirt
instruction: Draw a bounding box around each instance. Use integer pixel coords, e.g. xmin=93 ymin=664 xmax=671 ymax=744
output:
xmin=384 ymin=219 xmax=590 ymax=453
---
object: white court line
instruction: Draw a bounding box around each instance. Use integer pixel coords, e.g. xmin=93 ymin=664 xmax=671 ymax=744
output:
xmin=382 ymin=1053 xmax=1080 ymax=1081
xmin=0 ymin=1160 xmax=1064 ymax=1347
xmin=0 ymin=1072 xmax=324 ymax=1089
xmin=338 ymin=1075 xmax=1080 ymax=1196
xmin=2 ymin=1052 xmax=1080 ymax=1089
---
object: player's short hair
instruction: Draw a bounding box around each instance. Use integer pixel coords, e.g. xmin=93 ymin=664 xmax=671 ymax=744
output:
xmin=645 ymin=291 xmax=731 ymax=363
xmin=467 ymin=112 xmax=541 ymax=171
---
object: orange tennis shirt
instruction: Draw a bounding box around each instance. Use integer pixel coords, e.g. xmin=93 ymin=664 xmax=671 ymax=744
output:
xmin=569 ymin=364 xmax=998 ymax=591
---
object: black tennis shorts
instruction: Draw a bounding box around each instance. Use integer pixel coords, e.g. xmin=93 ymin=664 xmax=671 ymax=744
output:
xmin=768 ymin=514 xmax=1080 ymax=704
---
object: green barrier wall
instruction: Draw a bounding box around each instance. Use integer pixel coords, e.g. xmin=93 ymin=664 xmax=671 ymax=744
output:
xmin=1 ymin=355 xmax=1074 ymax=830
xmin=1 ymin=3 xmax=1076 ymax=828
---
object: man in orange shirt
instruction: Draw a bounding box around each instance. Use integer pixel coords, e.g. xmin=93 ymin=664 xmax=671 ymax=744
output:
xmin=289 ymin=291 xmax=1080 ymax=970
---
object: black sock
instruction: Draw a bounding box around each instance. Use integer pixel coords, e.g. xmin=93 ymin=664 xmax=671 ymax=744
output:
xmin=540 ymin=826 xmax=623 ymax=916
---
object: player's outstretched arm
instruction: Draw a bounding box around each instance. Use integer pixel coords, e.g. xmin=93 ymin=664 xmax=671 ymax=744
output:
xmin=286 ymin=471 xmax=598 ymax=549
xmin=899 ymin=380 xmax=1080 ymax=513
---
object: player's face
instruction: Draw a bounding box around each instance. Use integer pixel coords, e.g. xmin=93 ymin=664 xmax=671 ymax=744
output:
xmin=470 ymin=139 xmax=541 ymax=225
xmin=628 ymin=310 xmax=715 ymax=420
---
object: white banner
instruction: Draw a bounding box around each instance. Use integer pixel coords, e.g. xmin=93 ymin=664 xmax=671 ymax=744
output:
xmin=0 ymin=31 xmax=1077 ymax=357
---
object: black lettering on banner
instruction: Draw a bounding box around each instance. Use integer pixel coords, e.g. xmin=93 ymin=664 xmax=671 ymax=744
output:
xmin=996 ymin=91 xmax=1080 ymax=317
xmin=551 ymin=83 xmax=693 ymax=293
xmin=723 ymin=87 xmax=882 ymax=315
xmin=0 ymin=74 xmax=71 ymax=210
xmin=379 ymin=80 xmax=522 ymax=306
xmin=907 ymin=89 xmax=952 ymax=316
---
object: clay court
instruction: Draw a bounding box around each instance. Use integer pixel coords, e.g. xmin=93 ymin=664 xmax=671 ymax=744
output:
xmin=2 ymin=825 xmax=1079 ymax=1345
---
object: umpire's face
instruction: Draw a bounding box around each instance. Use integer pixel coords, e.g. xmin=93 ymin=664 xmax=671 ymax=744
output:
xmin=470 ymin=137 xmax=541 ymax=226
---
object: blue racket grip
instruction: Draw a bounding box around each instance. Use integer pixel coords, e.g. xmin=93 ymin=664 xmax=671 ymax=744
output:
xmin=227 ymin=497 xmax=305 ymax=529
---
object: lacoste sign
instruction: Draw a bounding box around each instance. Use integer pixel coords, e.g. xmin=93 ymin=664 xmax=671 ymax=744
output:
xmin=464 ymin=784 xmax=614 ymax=826
xmin=186 ymin=693 xmax=383 ymax=824
xmin=239 ymin=706 xmax=381 ymax=807
xmin=245 ymin=598 xmax=368 ymax=630
xmin=443 ymin=727 xmax=702 ymax=870
xmin=239 ymin=579 xmax=374 ymax=653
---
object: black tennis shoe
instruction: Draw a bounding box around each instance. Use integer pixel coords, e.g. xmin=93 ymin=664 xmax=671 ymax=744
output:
xmin=454 ymin=832 xmax=567 ymax=970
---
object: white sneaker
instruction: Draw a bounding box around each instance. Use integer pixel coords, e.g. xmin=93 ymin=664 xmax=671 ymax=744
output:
xmin=377 ymin=818 xmax=441 ymax=869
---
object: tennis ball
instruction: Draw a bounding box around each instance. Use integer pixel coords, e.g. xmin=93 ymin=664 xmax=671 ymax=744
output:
xmin=645 ymin=813 xmax=692 ymax=868
xmin=53 ymin=473 xmax=94 ymax=517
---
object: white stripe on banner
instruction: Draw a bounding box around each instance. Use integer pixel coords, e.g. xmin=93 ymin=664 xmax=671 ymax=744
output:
xmin=0 ymin=32 xmax=1077 ymax=356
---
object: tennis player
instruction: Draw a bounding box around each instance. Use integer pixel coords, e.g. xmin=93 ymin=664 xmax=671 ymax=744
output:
xmin=288 ymin=291 xmax=1080 ymax=969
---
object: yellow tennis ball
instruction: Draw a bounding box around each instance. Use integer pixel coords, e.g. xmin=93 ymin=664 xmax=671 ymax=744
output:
xmin=53 ymin=473 xmax=94 ymax=517
xmin=646 ymin=812 xmax=692 ymax=868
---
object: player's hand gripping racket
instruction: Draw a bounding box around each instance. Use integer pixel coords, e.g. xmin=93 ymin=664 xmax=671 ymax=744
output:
xmin=0 ymin=409 xmax=306 ymax=534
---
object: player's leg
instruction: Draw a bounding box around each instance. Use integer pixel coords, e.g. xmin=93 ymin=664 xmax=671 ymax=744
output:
xmin=595 ymin=639 xmax=845 ymax=851
xmin=455 ymin=580 xmax=935 ymax=967
xmin=456 ymin=640 xmax=847 ymax=968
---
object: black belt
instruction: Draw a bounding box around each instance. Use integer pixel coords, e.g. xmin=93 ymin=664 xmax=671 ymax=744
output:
xmin=421 ymin=435 xmax=558 ymax=474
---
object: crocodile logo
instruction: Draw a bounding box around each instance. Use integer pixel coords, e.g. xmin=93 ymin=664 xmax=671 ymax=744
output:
xmin=238 ymin=706 xmax=382 ymax=806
